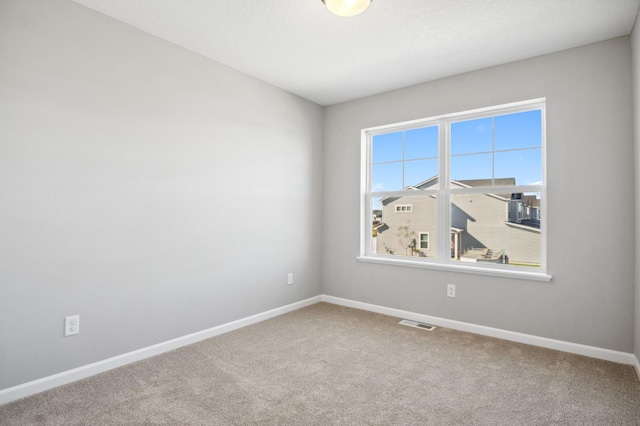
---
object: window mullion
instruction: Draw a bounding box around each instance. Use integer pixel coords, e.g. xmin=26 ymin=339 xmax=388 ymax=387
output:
xmin=491 ymin=116 xmax=495 ymax=185
xmin=401 ymin=131 xmax=405 ymax=189
xmin=438 ymin=119 xmax=450 ymax=263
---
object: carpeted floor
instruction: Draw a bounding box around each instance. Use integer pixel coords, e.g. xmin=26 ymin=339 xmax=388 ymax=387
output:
xmin=1 ymin=302 xmax=640 ymax=425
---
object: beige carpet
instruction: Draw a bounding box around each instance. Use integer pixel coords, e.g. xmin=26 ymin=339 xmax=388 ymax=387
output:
xmin=1 ymin=302 xmax=639 ymax=425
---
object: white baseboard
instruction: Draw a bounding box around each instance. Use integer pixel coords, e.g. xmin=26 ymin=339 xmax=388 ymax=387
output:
xmin=321 ymin=295 xmax=638 ymax=367
xmin=2 ymin=293 xmax=637 ymax=406
xmin=0 ymin=296 xmax=322 ymax=406
xmin=635 ymin=354 xmax=640 ymax=380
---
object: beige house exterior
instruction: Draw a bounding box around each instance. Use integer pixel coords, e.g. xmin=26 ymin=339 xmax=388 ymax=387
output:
xmin=373 ymin=178 xmax=541 ymax=266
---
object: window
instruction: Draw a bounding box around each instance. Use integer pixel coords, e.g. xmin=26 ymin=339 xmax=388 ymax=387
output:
xmin=361 ymin=99 xmax=549 ymax=280
xmin=419 ymin=233 xmax=429 ymax=250
xmin=395 ymin=205 xmax=413 ymax=212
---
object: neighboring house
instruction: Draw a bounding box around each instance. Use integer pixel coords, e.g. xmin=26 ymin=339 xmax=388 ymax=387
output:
xmin=373 ymin=178 xmax=541 ymax=266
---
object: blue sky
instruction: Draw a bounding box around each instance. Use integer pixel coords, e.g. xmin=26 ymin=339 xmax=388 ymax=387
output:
xmin=372 ymin=109 xmax=542 ymax=192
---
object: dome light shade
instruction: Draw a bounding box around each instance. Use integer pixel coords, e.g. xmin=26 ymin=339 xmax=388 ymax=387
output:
xmin=321 ymin=0 xmax=372 ymax=17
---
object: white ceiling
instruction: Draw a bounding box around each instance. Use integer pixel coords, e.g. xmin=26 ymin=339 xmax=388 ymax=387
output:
xmin=73 ymin=0 xmax=640 ymax=106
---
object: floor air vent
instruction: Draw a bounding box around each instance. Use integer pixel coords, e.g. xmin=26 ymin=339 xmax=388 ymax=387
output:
xmin=399 ymin=319 xmax=436 ymax=331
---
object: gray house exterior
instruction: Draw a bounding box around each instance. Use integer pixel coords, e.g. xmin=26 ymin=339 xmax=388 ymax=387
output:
xmin=373 ymin=178 xmax=541 ymax=266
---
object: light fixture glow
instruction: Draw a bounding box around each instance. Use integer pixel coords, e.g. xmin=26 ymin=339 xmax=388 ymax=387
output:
xmin=321 ymin=0 xmax=372 ymax=17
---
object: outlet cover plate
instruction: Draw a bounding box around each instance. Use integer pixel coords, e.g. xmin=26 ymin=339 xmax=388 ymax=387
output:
xmin=447 ymin=284 xmax=456 ymax=298
xmin=64 ymin=315 xmax=80 ymax=336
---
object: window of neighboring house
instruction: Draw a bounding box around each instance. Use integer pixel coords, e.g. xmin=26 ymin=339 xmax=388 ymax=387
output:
xmin=419 ymin=233 xmax=429 ymax=250
xmin=395 ymin=205 xmax=413 ymax=212
xmin=360 ymin=99 xmax=550 ymax=281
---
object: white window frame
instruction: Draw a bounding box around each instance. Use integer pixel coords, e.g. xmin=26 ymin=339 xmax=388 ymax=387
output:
xmin=358 ymin=99 xmax=551 ymax=282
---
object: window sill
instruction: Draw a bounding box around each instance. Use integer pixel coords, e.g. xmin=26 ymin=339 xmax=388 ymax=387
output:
xmin=356 ymin=255 xmax=552 ymax=282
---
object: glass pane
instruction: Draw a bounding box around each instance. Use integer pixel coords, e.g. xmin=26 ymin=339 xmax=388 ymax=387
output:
xmin=404 ymin=158 xmax=438 ymax=188
xmin=405 ymin=126 xmax=438 ymax=160
xmin=372 ymin=132 xmax=402 ymax=163
xmin=451 ymin=117 xmax=492 ymax=155
xmin=494 ymin=110 xmax=542 ymax=151
xmin=450 ymin=194 xmax=541 ymax=267
xmin=450 ymin=153 xmax=492 ymax=182
xmin=371 ymin=196 xmax=384 ymax=254
xmin=374 ymin=195 xmax=437 ymax=259
xmin=494 ymin=148 xmax=542 ymax=185
xmin=372 ymin=162 xmax=402 ymax=192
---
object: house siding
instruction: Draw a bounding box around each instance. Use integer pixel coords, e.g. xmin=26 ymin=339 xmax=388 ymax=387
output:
xmin=452 ymin=193 xmax=540 ymax=264
xmin=377 ymin=192 xmax=540 ymax=264
xmin=377 ymin=195 xmax=438 ymax=257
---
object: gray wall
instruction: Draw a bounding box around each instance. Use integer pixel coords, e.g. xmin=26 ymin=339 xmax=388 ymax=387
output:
xmin=633 ymin=13 xmax=640 ymax=363
xmin=323 ymin=37 xmax=635 ymax=352
xmin=0 ymin=0 xmax=323 ymax=390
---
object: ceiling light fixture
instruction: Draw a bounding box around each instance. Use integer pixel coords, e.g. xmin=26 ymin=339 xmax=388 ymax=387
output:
xmin=321 ymin=0 xmax=372 ymax=17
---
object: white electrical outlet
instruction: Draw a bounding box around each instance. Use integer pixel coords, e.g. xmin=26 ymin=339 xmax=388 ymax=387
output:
xmin=64 ymin=315 xmax=80 ymax=336
xmin=447 ymin=284 xmax=456 ymax=298
xmin=287 ymin=272 xmax=294 ymax=285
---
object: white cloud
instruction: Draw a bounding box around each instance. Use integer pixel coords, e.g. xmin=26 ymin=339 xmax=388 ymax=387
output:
xmin=372 ymin=183 xmax=385 ymax=192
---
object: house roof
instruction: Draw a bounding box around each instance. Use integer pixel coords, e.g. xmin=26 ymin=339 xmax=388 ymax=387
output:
xmin=411 ymin=177 xmax=516 ymax=190
xmin=379 ymin=176 xmax=541 ymax=205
